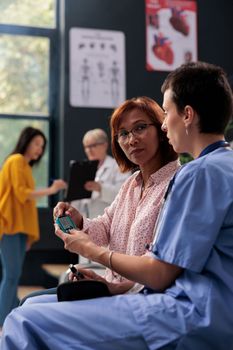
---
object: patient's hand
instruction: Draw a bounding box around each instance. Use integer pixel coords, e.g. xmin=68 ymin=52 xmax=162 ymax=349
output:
xmin=53 ymin=201 xmax=83 ymax=229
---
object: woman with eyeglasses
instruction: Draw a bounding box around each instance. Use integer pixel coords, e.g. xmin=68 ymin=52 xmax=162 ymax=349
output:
xmin=54 ymin=96 xmax=179 ymax=288
xmin=71 ymin=128 xmax=129 ymax=220
xmin=17 ymin=97 xmax=179 ymax=307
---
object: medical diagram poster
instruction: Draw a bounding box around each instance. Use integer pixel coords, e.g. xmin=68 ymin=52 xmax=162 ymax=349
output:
xmin=69 ymin=28 xmax=126 ymax=108
xmin=146 ymin=0 xmax=197 ymax=72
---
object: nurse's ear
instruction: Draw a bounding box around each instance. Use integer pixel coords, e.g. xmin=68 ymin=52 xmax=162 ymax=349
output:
xmin=183 ymin=105 xmax=195 ymax=130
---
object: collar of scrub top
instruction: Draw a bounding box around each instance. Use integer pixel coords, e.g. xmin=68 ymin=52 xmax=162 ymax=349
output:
xmin=198 ymin=140 xmax=230 ymax=158
xmin=145 ymin=140 xmax=231 ymax=253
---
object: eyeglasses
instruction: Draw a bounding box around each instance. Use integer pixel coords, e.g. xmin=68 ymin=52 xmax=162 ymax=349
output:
xmin=116 ymin=123 xmax=155 ymax=144
xmin=84 ymin=142 xmax=105 ymax=150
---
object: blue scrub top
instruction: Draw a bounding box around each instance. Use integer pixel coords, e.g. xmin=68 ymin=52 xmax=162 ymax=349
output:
xmin=130 ymin=147 xmax=233 ymax=349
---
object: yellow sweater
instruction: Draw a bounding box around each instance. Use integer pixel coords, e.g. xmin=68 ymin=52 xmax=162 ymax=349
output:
xmin=0 ymin=154 xmax=39 ymax=244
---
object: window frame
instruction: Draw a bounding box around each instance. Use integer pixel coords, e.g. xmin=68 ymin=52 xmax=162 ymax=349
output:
xmin=0 ymin=3 xmax=60 ymax=208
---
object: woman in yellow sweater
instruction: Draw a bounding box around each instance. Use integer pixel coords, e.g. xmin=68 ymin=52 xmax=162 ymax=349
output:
xmin=0 ymin=126 xmax=67 ymax=327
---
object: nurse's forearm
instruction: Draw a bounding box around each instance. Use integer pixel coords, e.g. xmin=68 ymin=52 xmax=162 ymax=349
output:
xmin=93 ymin=247 xmax=183 ymax=291
xmin=64 ymin=232 xmax=183 ymax=291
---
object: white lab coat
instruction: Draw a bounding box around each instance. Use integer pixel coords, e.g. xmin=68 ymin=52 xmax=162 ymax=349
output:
xmin=71 ymin=155 xmax=130 ymax=219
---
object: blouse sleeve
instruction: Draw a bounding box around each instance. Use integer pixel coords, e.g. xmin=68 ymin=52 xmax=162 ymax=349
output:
xmin=152 ymin=161 xmax=231 ymax=272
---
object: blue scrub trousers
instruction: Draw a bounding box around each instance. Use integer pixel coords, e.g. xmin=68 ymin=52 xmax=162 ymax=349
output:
xmin=1 ymin=295 xmax=148 ymax=350
xmin=0 ymin=233 xmax=27 ymax=326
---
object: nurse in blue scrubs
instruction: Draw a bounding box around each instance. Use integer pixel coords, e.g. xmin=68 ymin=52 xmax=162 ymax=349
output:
xmin=1 ymin=61 xmax=233 ymax=350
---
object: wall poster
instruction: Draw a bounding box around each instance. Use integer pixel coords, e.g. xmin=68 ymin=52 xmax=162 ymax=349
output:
xmin=69 ymin=28 xmax=126 ymax=108
xmin=146 ymin=0 xmax=197 ymax=72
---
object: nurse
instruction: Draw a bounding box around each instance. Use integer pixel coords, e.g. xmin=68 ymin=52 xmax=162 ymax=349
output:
xmin=1 ymin=61 xmax=233 ymax=350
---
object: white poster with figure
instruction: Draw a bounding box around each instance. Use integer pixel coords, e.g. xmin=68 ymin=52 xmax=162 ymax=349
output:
xmin=69 ymin=28 xmax=126 ymax=108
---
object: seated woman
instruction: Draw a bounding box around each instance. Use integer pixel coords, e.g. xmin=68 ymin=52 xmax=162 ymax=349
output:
xmin=67 ymin=96 xmax=179 ymax=286
xmin=71 ymin=128 xmax=130 ymax=219
xmin=19 ymin=96 xmax=179 ymax=304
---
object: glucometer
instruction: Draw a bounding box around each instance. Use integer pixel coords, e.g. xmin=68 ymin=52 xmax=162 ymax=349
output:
xmin=55 ymin=215 xmax=76 ymax=233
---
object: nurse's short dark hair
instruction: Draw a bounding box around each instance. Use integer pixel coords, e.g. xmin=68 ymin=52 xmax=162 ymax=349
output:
xmin=161 ymin=61 xmax=233 ymax=134
xmin=110 ymin=96 xmax=178 ymax=173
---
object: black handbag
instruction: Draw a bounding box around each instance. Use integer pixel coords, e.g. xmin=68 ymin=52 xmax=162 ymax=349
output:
xmin=57 ymin=280 xmax=112 ymax=302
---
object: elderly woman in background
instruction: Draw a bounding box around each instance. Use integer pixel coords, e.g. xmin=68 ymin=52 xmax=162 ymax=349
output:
xmin=71 ymin=128 xmax=130 ymax=219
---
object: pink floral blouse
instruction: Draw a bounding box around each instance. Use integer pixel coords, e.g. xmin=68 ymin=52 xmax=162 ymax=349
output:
xmin=83 ymin=160 xmax=180 ymax=282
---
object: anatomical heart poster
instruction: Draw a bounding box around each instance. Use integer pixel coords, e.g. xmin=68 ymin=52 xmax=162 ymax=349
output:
xmin=146 ymin=0 xmax=197 ymax=71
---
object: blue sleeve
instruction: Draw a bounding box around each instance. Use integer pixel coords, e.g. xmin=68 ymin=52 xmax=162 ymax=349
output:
xmin=152 ymin=161 xmax=231 ymax=272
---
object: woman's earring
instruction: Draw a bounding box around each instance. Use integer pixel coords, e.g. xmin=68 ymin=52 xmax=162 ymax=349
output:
xmin=185 ymin=128 xmax=189 ymax=136
xmin=161 ymin=122 xmax=166 ymax=132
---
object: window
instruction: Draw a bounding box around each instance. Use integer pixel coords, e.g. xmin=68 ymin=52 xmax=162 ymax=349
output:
xmin=0 ymin=0 xmax=59 ymax=207
xmin=0 ymin=0 xmax=56 ymax=28
xmin=0 ymin=35 xmax=49 ymax=114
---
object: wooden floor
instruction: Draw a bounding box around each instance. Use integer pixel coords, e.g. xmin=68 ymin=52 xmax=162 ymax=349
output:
xmin=18 ymin=264 xmax=68 ymax=300
xmin=18 ymin=285 xmax=45 ymax=300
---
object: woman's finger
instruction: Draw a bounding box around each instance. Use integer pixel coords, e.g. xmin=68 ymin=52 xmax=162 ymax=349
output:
xmin=54 ymin=223 xmax=67 ymax=241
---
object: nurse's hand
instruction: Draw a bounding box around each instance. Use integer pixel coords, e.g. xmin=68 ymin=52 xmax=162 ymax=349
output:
xmin=53 ymin=202 xmax=83 ymax=229
xmin=69 ymin=267 xmax=135 ymax=295
xmin=69 ymin=267 xmax=103 ymax=282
